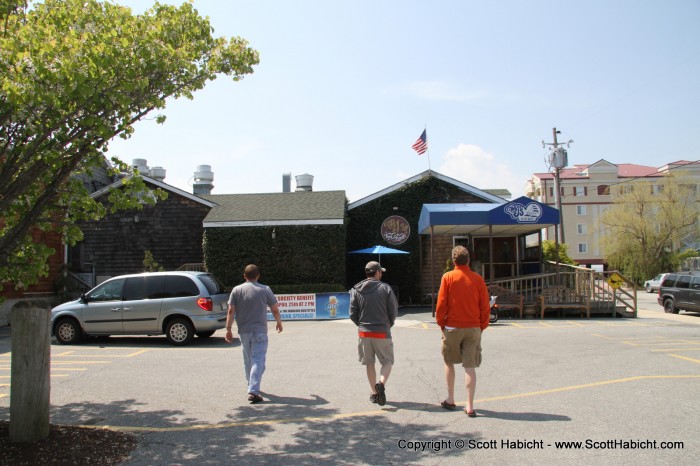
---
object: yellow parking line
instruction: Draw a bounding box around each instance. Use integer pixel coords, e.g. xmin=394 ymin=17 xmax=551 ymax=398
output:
xmin=669 ymin=354 xmax=700 ymax=364
xmin=50 ymin=368 xmax=87 ymax=371
xmin=52 ymin=349 xmax=151 ymax=358
xmin=93 ymin=374 xmax=700 ymax=433
xmin=51 ymin=361 xmax=112 ymax=365
xmin=0 ymin=394 xmax=7 ymax=399
xmin=623 ymin=340 xmax=700 ymax=346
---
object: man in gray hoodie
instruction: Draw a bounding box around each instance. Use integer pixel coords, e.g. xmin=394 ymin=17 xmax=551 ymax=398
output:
xmin=350 ymin=261 xmax=399 ymax=406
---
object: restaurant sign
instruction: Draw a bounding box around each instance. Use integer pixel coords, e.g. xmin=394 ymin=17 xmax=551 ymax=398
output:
xmin=381 ymin=215 xmax=410 ymax=245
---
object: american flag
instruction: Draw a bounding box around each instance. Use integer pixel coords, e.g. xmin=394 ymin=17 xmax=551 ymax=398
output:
xmin=412 ymin=130 xmax=428 ymax=155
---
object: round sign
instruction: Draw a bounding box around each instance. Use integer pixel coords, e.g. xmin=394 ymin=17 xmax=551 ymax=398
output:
xmin=381 ymin=215 xmax=410 ymax=245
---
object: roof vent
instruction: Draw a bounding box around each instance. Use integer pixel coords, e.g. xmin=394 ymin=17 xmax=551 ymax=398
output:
xmin=150 ymin=166 xmax=166 ymax=181
xmin=193 ymin=165 xmax=214 ymax=195
xmin=132 ymin=158 xmax=149 ymax=175
xmin=295 ymin=173 xmax=313 ymax=192
xmin=283 ymin=173 xmax=291 ymax=193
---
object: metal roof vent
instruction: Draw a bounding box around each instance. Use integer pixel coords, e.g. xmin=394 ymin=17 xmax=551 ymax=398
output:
xmin=283 ymin=173 xmax=291 ymax=193
xmin=150 ymin=166 xmax=166 ymax=181
xmin=295 ymin=173 xmax=313 ymax=192
xmin=193 ymin=165 xmax=214 ymax=195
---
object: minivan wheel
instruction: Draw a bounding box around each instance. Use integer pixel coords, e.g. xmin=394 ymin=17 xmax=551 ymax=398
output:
xmin=663 ymin=299 xmax=679 ymax=314
xmin=645 ymin=284 xmax=652 ymax=293
xmin=54 ymin=318 xmax=83 ymax=345
xmin=196 ymin=330 xmax=216 ymax=339
xmin=165 ymin=318 xmax=194 ymax=346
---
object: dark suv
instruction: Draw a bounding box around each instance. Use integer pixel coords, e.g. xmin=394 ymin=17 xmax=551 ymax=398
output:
xmin=51 ymin=272 xmax=229 ymax=345
xmin=657 ymin=272 xmax=700 ymax=314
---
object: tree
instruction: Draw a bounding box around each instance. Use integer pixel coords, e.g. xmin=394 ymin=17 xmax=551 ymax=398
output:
xmin=600 ymin=172 xmax=698 ymax=284
xmin=0 ymin=0 xmax=259 ymax=291
xmin=0 ymin=0 xmax=259 ymax=441
xmin=542 ymin=240 xmax=577 ymax=265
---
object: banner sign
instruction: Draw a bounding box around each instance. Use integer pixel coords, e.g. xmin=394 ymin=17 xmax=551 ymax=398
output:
xmin=268 ymin=292 xmax=351 ymax=320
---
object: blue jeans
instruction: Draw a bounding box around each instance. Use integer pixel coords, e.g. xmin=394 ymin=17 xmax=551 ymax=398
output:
xmin=239 ymin=332 xmax=268 ymax=395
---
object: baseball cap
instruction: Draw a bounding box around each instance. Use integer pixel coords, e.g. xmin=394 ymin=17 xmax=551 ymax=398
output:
xmin=365 ymin=261 xmax=386 ymax=274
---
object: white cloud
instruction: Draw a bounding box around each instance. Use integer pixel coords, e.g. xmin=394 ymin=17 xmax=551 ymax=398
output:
xmin=439 ymin=144 xmax=524 ymax=198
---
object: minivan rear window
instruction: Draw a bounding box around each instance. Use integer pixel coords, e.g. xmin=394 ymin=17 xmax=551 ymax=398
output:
xmin=198 ymin=274 xmax=225 ymax=295
xmin=676 ymin=275 xmax=692 ymax=289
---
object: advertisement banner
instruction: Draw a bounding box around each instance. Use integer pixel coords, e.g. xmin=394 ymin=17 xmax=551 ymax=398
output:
xmin=268 ymin=292 xmax=350 ymax=320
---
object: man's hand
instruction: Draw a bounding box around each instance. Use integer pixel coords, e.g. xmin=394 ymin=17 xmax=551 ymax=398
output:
xmin=224 ymin=329 xmax=234 ymax=343
xmin=276 ymin=321 xmax=283 ymax=333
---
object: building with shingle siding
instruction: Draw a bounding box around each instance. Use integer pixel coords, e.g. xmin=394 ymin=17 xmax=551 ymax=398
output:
xmin=202 ymin=190 xmax=348 ymax=288
xmin=68 ymin=176 xmax=216 ymax=285
xmin=346 ymin=171 xmax=506 ymax=305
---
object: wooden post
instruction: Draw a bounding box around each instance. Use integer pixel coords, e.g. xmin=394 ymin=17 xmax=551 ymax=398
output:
xmin=10 ymin=301 xmax=51 ymax=442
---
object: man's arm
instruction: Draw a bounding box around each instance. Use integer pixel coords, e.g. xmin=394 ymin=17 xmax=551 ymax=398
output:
xmin=224 ymin=303 xmax=236 ymax=343
xmin=270 ymin=303 xmax=283 ymax=333
xmin=349 ymin=290 xmax=360 ymax=326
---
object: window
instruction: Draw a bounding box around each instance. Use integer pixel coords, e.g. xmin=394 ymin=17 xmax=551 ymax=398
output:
xmin=597 ymin=185 xmax=610 ymax=195
xmin=575 ymin=186 xmax=587 ymax=197
xmin=163 ymin=275 xmax=200 ymax=298
xmin=578 ymin=243 xmax=588 ymax=254
xmin=576 ymin=205 xmax=587 ymax=215
xmin=676 ymin=275 xmax=692 ymax=289
xmin=87 ymin=279 xmax=125 ymax=302
xmin=123 ymin=276 xmax=167 ymax=300
xmin=652 ymin=185 xmax=664 ymax=195
xmin=577 ymin=224 xmax=587 ymax=235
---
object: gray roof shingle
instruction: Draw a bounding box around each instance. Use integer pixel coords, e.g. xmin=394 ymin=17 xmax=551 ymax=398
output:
xmin=202 ymin=191 xmax=346 ymax=226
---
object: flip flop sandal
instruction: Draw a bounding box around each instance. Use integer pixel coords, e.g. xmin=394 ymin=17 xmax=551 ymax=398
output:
xmin=441 ymin=400 xmax=457 ymax=409
xmin=250 ymin=394 xmax=264 ymax=404
xmin=465 ymin=409 xmax=477 ymax=417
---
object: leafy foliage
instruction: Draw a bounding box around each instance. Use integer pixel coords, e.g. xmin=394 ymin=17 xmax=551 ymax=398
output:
xmin=204 ymin=225 xmax=347 ymax=290
xmin=542 ymin=240 xmax=577 ymax=265
xmin=600 ymin=173 xmax=698 ymax=284
xmin=0 ymin=0 xmax=259 ymax=292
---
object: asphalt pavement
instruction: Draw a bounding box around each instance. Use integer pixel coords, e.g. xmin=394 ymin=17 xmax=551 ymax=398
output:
xmin=1 ymin=291 xmax=700 ymax=465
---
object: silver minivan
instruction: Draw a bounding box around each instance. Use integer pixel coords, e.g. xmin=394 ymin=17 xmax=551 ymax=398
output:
xmin=51 ymin=271 xmax=229 ymax=346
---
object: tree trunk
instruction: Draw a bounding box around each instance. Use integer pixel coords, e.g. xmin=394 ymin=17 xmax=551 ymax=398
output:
xmin=10 ymin=301 xmax=51 ymax=442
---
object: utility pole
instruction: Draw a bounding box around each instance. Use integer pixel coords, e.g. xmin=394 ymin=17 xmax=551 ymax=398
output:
xmin=543 ymin=128 xmax=573 ymax=244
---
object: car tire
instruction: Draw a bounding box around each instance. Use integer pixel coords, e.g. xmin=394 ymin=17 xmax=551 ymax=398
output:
xmin=54 ymin=318 xmax=83 ymax=345
xmin=196 ymin=330 xmax=216 ymax=339
xmin=663 ymin=299 xmax=679 ymax=314
xmin=645 ymin=284 xmax=652 ymax=293
xmin=165 ymin=318 xmax=194 ymax=346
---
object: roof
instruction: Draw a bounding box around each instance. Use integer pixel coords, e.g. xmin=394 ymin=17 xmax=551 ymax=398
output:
xmin=533 ymin=162 xmax=660 ymax=180
xmin=202 ymin=190 xmax=347 ymax=227
xmin=90 ymin=175 xmax=218 ymax=208
xmin=347 ymin=170 xmax=507 ymax=210
xmin=418 ymin=196 xmax=560 ymax=236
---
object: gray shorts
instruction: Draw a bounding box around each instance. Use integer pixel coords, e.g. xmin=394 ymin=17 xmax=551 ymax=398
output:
xmin=358 ymin=337 xmax=394 ymax=365
xmin=441 ymin=327 xmax=482 ymax=368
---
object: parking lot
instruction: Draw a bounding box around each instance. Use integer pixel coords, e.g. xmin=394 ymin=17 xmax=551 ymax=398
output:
xmin=1 ymin=292 xmax=700 ymax=464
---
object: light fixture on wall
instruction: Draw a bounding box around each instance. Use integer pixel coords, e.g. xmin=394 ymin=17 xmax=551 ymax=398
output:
xmin=271 ymin=228 xmax=276 ymax=240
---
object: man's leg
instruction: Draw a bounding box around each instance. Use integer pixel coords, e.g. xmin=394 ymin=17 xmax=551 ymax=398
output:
xmin=379 ymin=364 xmax=392 ymax=385
xmin=239 ymin=333 xmax=252 ymax=385
xmin=464 ymin=367 xmax=477 ymax=413
xmin=365 ymin=363 xmax=377 ymax=392
xmin=248 ymin=333 xmax=269 ymax=396
xmin=444 ymin=363 xmax=456 ymax=404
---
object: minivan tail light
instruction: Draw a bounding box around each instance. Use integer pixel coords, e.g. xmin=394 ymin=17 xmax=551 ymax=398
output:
xmin=197 ymin=297 xmax=213 ymax=311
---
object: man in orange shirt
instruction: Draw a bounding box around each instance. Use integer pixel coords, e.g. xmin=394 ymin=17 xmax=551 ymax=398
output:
xmin=436 ymin=245 xmax=490 ymax=417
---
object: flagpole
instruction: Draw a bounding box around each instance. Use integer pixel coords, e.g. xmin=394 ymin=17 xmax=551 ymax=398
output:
xmin=425 ymin=124 xmax=431 ymax=173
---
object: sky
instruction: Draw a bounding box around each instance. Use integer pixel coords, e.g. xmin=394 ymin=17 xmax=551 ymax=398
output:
xmin=108 ymin=0 xmax=700 ymax=203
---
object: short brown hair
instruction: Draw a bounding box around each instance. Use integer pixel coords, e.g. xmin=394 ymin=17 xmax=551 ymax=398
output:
xmin=451 ymin=246 xmax=470 ymax=266
xmin=244 ymin=264 xmax=260 ymax=280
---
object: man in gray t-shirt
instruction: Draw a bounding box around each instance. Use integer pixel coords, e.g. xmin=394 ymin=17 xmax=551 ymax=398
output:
xmin=225 ymin=264 xmax=283 ymax=403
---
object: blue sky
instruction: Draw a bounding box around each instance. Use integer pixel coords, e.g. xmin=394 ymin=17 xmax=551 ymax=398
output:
xmin=109 ymin=0 xmax=700 ymax=202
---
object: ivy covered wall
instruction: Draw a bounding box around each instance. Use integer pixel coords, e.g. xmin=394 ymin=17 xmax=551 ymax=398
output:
xmin=346 ymin=175 xmax=493 ymax=304
xmin=204 ymin=224 xmax=346 ymax=289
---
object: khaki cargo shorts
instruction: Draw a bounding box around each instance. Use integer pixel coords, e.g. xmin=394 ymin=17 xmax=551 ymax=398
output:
xmin=441 ymin=327 xmax=482 ymax=368
xmin=358 ymin=337 xmax=394 ymax=365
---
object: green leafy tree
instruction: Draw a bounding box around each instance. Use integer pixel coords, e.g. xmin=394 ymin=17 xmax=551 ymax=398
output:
xmin=0 ymin=0 xmax=259 ymax=292
xmin=0 ymin=0 xmax=258 ymax=441
xmin=542 ymin=240 xmax=577 ymax=265
xmin=600 ymin=172 xmax=698 ymax=284
xmin=143 ymin=250 xmax=164 ymax=272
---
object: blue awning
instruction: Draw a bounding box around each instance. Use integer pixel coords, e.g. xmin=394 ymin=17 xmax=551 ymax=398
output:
xmin=418 ymin=196 xmax=560 ymax=236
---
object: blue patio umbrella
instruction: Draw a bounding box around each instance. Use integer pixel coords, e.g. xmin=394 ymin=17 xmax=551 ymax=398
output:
xmin=349 ymin=245 xmax=409 ymax=265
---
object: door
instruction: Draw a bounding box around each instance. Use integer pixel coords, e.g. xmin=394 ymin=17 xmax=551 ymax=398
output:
xmin=121 ymin=276 xmax=164 ymax=333
xmin=81 ymin=278 xmax=125 ymax=334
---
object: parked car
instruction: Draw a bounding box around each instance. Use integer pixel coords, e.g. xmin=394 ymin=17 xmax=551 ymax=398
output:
xmin=657 ymin=272 xmax=700 ymax=314
xmin=643 ymin=273 xmax=669 ymax=293
xmin=51 ymin=271 xmax=229 ymax=346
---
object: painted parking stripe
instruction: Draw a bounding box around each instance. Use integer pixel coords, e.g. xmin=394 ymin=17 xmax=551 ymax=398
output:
xmin=90 ymin=374 xmax=700 ymax=433
xmin=669 ymin=354 xmax=700 ymax=364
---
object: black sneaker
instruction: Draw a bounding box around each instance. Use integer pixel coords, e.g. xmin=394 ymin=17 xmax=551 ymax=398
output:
xmin=375 ymin=382 xmax=386 ymax=406
xmin=370 ymin=394 xmax=378 ymax=403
